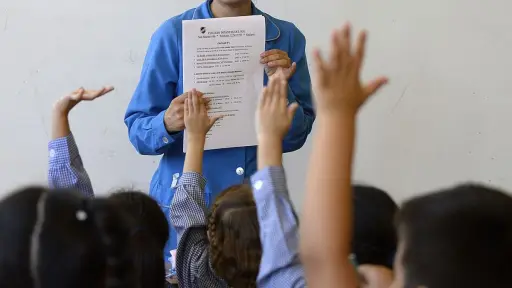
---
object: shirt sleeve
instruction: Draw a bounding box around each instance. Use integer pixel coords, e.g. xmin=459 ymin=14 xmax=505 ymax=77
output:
xmin=124 ymin=20 xmax=182 ymax=156
xmin=170 ymin=172 xmax=228 ymax=288
xmin=48 ymin=134 xmax=94 ymax=198
xmin=251 ymin=166 xmax=306 ymax=288
xmin=282 ymin=27 xmax=315 ymax=153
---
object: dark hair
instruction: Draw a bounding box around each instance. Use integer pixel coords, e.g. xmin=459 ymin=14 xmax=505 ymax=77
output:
xmin=0 ymin=186 xmax=134 ymax=288
xmin=398 ymin=184 xmax=512 ymax=288
xmin=109 ymin=191 xmax=169 ymax=288
xmin=352 ymin=185 xmax=398 ymax=268
xmin=207 ymin=184 xmax=262 ymax=288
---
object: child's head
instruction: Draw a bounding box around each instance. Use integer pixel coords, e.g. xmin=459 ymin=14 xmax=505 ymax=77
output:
xmin=391 ymin=184 xmax=512 ymax=288
xmin=352 ymin=185 xmax=398 ymax=269
xmin=109 ymin=190 xmax=169 ymax=288
xmin=207 ymin=184 xmax=262 ymax=288
xmin=0 ymin=187 xmax=134 ymax=288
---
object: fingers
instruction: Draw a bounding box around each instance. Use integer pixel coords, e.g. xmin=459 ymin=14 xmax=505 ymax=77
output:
xmin=261 ymin=49 xmax=291 ymax=68
xmin=268 ymin=74 xmax=280 ymax=108
xmin=277 ymin=70 xmax=288 ymax=105
xmin=330 ymin=29 xmax=342 ymax=69
xmin=70 ymin=87 xmax=85 ymax=101
xmin=260 ymin=49 xmax=287 ymax=59
xmin=285 ymin=62 xmax=297 ymax=79
xmin=174 ymin=90 xmax=204 ymax=103
xmin=287 ymin=102 xmax=299 ymax=121
xmin=184 ymin=97 xmax=190 ymax=118
xmin=340 ymin=23 xmax=351 ymax=64
xmin=81 ymin=86 xmax=115 ymax=100
xmin=362 ymin=76 xmax=389 ymax=97
xmin=312 ymin=49 xmax=328 ymax=85
xmin=266 ymin=58 xmax=291 ymax=68
xmin=354 ymin=30 xmax=367 ymax=72
xmin=191 ymin=89 xmax=200 ymax=114
xmin=209 ymin=115 xmax=223 ymax=128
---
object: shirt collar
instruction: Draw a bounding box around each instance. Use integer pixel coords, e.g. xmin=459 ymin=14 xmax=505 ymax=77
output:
xmin=192 ymin=0 xmax=280 ymax=42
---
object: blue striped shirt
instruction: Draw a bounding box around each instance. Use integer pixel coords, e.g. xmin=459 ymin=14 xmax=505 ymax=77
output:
xmin=48 ymin=134 xmax=94 ymax=198
xmin=170 ymin=167 xmax=306 ymax=288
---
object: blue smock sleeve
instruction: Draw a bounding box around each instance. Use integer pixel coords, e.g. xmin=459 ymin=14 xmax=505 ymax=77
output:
xmin=124 ymin=21 xmax=182 ymax=155
xmin=283 ymin=27 xmax=315 ymax=152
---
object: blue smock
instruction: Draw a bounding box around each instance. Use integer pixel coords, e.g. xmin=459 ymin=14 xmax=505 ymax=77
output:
xmin=124 ymin=0 xmax=315 ymax=257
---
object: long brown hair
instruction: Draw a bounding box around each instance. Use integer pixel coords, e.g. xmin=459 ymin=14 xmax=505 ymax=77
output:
xmin=207 ymin=184 xmax=262 ymax=288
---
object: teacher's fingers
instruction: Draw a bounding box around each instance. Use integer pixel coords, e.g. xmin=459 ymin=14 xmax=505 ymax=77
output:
xmin=261 ymin=53 xmax=290 ymax=64
xmin=260 ymin=49 xmax=287 ymax=58
xmin=266 ymin=58 xmax=291 ymax=68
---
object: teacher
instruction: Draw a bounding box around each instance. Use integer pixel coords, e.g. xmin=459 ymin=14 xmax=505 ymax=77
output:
xmin=124 ymin=0 xmax=315 ymax=255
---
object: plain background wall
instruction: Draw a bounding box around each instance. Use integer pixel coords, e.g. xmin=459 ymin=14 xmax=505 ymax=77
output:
xmin=1 ymin=0 xmax=512 ymax=212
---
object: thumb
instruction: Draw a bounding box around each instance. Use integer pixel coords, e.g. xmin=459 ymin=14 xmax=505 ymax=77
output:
xmin=70 ymin=88 xmax=85 ymax=101
xmin=287 ymin=102 xmax=299 ymax=121
xmin=363 ymin=76 xmax=388 ymax=97
xmin=209 ymin=115 xmax=223 ymax=128
xmin=285 ymin=62 xmax=297 ymax=80
xmin=172 ymin=93 xmax=188 ymax=105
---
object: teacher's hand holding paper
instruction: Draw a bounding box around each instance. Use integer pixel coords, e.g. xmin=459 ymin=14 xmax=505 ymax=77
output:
xmin=261 ymin=49 xmax=297 ymax=80
xmin=164 ymin=90 xmax=210 ymax=133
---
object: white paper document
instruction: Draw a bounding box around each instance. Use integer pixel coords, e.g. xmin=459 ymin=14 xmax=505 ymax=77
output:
xmin=182 ymin=15 xmax=265 ymax=152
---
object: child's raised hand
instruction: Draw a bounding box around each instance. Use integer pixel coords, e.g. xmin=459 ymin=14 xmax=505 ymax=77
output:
xmin=312 ymin=23 xmax=388 ymax=116
xmin=53 ymin=86 xmax=114 ymax=115
xmin=256 ymin=69 xmax=299 ymax=142
xmin=184 ymin=89 xmax=221 ymax=138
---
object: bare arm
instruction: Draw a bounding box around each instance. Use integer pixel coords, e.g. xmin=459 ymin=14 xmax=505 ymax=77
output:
xmin=48 ymin=87 xmax=113 ymax=197
xmin=300 ymin=24 xmax=388 ymax=288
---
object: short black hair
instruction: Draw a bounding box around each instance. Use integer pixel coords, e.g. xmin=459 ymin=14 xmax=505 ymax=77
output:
xmin=109 ymin=190 xmax=169 ymax=288
xmin=0 ymin=186 xmax=135 ymax=288
xmin=398 ymin=184 xmax=512 ymax=288
xmin=352 ymin=185 xmax=398 ymax=268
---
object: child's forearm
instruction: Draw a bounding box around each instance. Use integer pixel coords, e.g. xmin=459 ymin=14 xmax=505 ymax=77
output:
xmin=51 ymin=111 xmax=71 ymax=140
xmin=257 ymin=137 xmax=283 ymax=170
xmin=183 ymin=134 xmax=205 ymax=174
xmin=301 ymin=113 xmax=358 ymax=285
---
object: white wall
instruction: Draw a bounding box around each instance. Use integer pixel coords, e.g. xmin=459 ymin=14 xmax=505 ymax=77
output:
xmin=2 ymin=0 xmax=512 ymax=211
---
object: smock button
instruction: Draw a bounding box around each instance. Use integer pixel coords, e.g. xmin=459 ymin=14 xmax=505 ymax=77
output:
xmin=236 ymin=167 xmax=244 ymax=176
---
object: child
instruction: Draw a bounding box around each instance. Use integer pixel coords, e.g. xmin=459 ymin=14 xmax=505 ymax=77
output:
xmin=169 ymin=90 xmax=262 ymax=288
xmin=246 ymin=24 xmax=389 ymax=287
xmin=0 ymin=186 xmax=134 ymax=288
xmin=48 ymin=87 xmax=169 ymax=288
xmin=249 ymin=69 xmax=306 ymax=287
xmin=299 ymin=23 xmax=388 ymax=288
xmin=352 ymin=185 xmax=397 ymax=269
xmin=302 ymin=23 xmax=512 ymax=288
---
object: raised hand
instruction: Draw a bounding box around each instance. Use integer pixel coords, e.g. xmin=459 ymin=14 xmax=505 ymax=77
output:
xmin=184 ymin=89 xmax=221 ymax=138
xmin=256 ymin=69 xmax=299 ymax=143
xmin=312 ymin=23 xmax=388 ymax=116
xmin=164 ymin=90 xmax=210 ymax=133
xmin=53 ymin=86 xmax=114 ymax=115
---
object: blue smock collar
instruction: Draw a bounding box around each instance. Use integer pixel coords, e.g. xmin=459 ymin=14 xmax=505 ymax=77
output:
xmin=192 ymin=0 xmax=280 ymax=42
